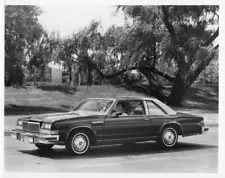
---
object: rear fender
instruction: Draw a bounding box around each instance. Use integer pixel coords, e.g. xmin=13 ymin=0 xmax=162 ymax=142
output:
xmin=160 ymin=121 xmax=184 ymax=135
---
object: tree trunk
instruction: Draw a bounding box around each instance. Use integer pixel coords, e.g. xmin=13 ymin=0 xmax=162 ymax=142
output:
xmin=167 ymin=46 xmax=218 ymax=106
xmin=86 ymin=68 xmax=89 ymax=90
xmin=68 ymin=66 xmax=72 ymax=85
xmin=78 ymin=73 xmax=81 ymax=85
xmin=33 ymin=74 xmax=36 ymax=85
xmin=167 ymin=72 xmax=186 ymax=106
xmin=185 ymin=46 xmax=218 ymax=90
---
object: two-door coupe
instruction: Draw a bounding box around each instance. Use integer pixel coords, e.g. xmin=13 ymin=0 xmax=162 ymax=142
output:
xmin=11 ymin=96 xmax=209 ymax=155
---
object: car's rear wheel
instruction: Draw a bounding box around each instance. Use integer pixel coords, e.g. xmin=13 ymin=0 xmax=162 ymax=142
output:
xmin=157 ymin=127 xmax=178 ymax=148
xmin=66 ymin=131 xmax=90 ymax=155
xmin=35 ymin=143 xmax=54 ymax=150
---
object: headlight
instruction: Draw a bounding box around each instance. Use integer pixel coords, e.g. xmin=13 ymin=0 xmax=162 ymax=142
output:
xmin=41 ymin=123 xmax=52 ymax=129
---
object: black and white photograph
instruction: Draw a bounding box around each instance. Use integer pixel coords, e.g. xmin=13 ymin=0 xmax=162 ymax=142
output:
xmin=1 ymin=0 xmax=223 ymax=176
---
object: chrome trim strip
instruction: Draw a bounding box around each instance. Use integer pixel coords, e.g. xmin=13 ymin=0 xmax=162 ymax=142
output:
xmin=97 ymin=136 xmax=158 ymax=144
xmin=22 ymin=121 xmax=39 ymax=124
xmin=105 ymin=99 xmax=117 ymax=116
xmin=143 ymin=100 xmax=149 ymax=115
xmin=11 ymin=130 xmax=59 ymax=144
xmin=92 ymin=121 xmax=104 ymax=124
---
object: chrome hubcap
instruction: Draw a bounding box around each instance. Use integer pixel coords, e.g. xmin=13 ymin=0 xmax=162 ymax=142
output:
xmin=163 ymin=130 xmax=175 ymax=145
xmin=73 ymin=135 xmax=87 ymax=152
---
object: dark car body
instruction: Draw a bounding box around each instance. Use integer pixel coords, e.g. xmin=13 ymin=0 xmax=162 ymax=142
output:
xmin=11 ymin=96 xmax=209 ymax=155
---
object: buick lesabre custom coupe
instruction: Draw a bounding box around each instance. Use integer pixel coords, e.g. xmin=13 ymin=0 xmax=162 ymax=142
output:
xmin=11 ymin=96 xmax=209 ymax=155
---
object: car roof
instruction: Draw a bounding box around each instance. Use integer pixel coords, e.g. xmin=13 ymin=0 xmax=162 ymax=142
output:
xmin=88 ymin=96 xmax=157 ymax=101
xmin=119 ymin=96 xmax=157 ymax=100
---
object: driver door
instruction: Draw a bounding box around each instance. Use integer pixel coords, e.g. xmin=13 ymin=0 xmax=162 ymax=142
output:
xmin=102 ymin=100 xmax=151 ymax=140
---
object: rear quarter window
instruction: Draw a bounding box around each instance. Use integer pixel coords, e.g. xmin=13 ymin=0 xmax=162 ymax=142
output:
xmin=146 ymin=101 xmax=166 ymax=116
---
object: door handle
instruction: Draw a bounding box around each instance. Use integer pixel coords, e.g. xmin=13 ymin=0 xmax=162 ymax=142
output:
xmin=144 ymin=118 xmax=149 ymax=121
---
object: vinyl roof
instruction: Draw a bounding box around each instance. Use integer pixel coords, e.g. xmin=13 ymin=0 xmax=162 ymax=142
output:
xmin=88 ymin=96 xmax=157 ymax=100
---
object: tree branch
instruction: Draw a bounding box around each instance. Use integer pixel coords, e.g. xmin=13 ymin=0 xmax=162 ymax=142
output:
xmin=74 ymin=53 xmax=175 ymax=82
xmin=142 ymin=66 xmax=175 ymax=82
xmin=99 ymin=67 xmax=137 ymax=79
xmin=186 ymin=46 xmax=218 ymax=89
xmin=203 ymin=28 xmax=219 ymax=47
xmin=161 ymin=6 xmax=176 ymax=39
xmin=214 ymin=44 xmax=219 ymax=50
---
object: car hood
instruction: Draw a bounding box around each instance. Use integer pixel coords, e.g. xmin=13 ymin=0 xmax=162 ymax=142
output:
xmin=21 ymin=110 xmax=104 ymax=123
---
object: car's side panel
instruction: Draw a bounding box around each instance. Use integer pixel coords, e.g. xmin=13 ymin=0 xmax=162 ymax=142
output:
xmin=145 ymin=99 xmax=203 ymax=136
xmin=144 ymin=99 xmax=175 ymax=136
xmin=174 ymin=116 xmax=203 ymax=135
xmin=148 ymin=115 xmax=174 ymax=136
xmin=52 ymin=115 xmax=105 ymax=142
xmin=100 ymin=115 xmax=151 ymax=140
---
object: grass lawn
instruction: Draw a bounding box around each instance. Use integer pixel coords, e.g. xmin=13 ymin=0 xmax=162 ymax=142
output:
xmin=4 ymin=84 xmax=218 ymax=115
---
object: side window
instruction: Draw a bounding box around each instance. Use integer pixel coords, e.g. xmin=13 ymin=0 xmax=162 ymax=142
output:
xmin=128 ymin=101 xmax=145 ymax=115
xmin=146 ymin=101 xmax=166 ymax=116
xmin=110 ymin=100 xmax=145 ymax=116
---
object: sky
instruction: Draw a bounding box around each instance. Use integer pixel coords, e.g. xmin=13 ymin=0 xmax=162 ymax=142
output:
xmin=5 ymin=0 xmax=222 ymax=37
xmin=37 ymin=5 xmax=126 ymax=67
xmin=38 ymin=5 xmax=125 ymax=37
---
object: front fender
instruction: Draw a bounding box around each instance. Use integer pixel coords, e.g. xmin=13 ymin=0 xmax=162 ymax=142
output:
xmin=65 ymin=123 xmax=96 ymax=140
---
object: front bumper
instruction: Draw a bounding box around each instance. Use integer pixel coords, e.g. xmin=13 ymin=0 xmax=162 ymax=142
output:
xmin=11 ymin=130 xmax=59 ymax=145
xmin=201 ymin=127 xmax=209 ymax=134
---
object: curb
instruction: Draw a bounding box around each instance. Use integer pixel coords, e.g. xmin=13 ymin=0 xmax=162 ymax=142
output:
xmin=4 ymin=123 xmax=218 ymax=136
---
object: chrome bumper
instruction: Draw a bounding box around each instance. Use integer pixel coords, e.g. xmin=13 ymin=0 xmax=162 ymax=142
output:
xmin=201 ymin=127 xmax=209 ymax=134
xmin=11 ymin=130 xmax=59 ymax=145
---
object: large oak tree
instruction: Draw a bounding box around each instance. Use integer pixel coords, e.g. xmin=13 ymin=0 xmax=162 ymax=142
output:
xmin=53 ymin=6 xmax=219 ymax=106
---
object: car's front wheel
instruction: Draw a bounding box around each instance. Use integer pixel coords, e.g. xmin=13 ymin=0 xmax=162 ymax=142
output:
xmin=66 ymin=131 xmax=90 ymax=155
xmin=35 ymin=143 xmax=54 ymax=151
xmin=157 ymin=127 xmax=178 ymax=148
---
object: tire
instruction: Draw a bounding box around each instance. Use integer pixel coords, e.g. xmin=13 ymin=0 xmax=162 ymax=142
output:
xmin=35 ymin=143 xmax=54 ymax=150
xmin=66 ymin=131 xmax=90 ymax=155
xmin=157 ymin=127 xmax=178 ymax=148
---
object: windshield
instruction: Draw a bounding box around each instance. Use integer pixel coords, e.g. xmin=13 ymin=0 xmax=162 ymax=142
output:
xmin=73 ymin=99 xmax=114 ymax=113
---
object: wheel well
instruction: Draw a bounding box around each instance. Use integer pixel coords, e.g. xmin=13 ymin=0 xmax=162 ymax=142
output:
xmin=161 ymin=123 xmax=183 ymax=135
xmin=67 ymin=127 xmax=97 ymax=146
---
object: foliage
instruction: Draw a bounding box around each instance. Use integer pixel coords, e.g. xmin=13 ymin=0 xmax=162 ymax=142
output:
xmin=196 ymin=58 xmax=218 ymax=84
xmin=115 ymin=5 xmax=219 ymax=105
xmin=5 ymin=5 xmax=44 ymax=86
xmin=26 ymin=32 xmax=54 ymax=83
xmin=52 ymin=5 xmax=218 ymax=106
xmin=5 ymin=5 xmax=219 ymax=107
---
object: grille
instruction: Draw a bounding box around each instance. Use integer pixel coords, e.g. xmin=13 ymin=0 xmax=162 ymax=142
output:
xmin=22 ymin=122 xmax=40 ymax=133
